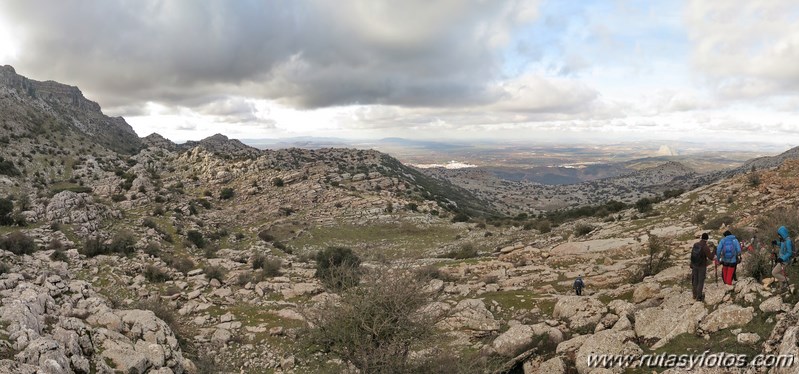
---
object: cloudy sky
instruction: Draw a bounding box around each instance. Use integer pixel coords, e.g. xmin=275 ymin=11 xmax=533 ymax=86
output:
xmin=1 ymin=0 xmax=798 ymax=145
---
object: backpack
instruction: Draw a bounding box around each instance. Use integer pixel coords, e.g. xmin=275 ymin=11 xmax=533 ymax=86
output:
xmin=722 ymin=238 xmax=736 ymax=263
xmin=690 ymin=243 xmax=703 ymax=266
xmin=573 ymin=278 xmax=584 ymax=289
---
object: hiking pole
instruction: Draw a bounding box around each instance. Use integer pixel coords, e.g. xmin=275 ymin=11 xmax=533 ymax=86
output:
xmin=715 ymin=261 xmax=718 ymax=284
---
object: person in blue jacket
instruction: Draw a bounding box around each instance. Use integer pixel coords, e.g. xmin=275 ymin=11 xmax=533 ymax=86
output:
xmin=772 ymin=226 xmax=794 ymax=290
xmin=716 ymin=230 xmax=742 ymax=285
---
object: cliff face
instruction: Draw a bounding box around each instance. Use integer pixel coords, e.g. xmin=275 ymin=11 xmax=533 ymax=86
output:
xmin=0 ymin=65 xmax=142 ymax=154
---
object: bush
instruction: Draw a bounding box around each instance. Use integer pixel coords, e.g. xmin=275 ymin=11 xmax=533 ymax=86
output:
xmin=205 ymin=265 xmax=226 ymax=282
xmin=219 ymin=188 xmax=234 ymax=200
xmin=748 ymin=172 xmax=761 ymax=187
xmin=315 ymin=246 xmax=361 ymax=290
xmin=273 ymin=241 xmax=290 ymax=253
xmin=635 ymin=198 xmax=653 ymax=213
xmin=46 ymin=238 xmax=64 ymax=251
xmin=630 ymin=234 xmax=672 ymax=282
xmin=414 ymin=265 xmax=452 ymax=282
xmin=257 ymin=231 xmax=275 ymax=242
xmin=272 ymin=177 xmax=284 ymax=187
xmin=0 ymin=231 xmax=37 ymax=255
xmin=0 ymin=197 xmax=13 ymax=225
xmin=440 ymin=243 xmax=479 ymax=260
xmin=186 ymin=230 xmax=205 ymax=248
xmin=165 ymin=255 xmax=194 ymax=274
xmin=108 ymin=231 xmax=136 ymax=255
xmin=49 ymin=250 xmax=68 ymax=262
xmin=144 ymin=242 xmax=161 ymax=257
xmin=262 ymin=258 xmax=282 ymax=278
xmin=703 ymin=215 xmax=735 ymax=230
xmin=742 ymin=247 xmax=772 ymax=282
xmin=451 ymin=212 xmax=470 ymax=223
xmin=691 ymin=212 xmax=706 ymax=225
xmin=406 ymin=202 xmax=418 ymax=212
xmin=574 ymin=223 xmax=595 ymax=237
xmin=0 ymin=262 xmax=8 ymax=276
xmin=0 ymin=157 xmax=20 ymax=176
xmin=81 ymin=237 xmax=107 ymax=257
xmin=537 ymin=220 xmax=552 ymax=233
xmin=111 ymin=194 xmax=127 ymax=202
xmin=305 ymin=270 xmax=437 ymax=373
xmin=252 ymin=253 xmax=266 ymax=270
xmin=144 ymin=265 xmax=171 ymax=283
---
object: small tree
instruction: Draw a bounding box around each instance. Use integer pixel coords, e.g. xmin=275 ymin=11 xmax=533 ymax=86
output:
xmin=631 ymin=234 xmax=672 ymax=281
xmin=305 ymin=270 xmax=436 ymax=373
xmin=635 ymin=197 xmax=653 ymax=213
xmin=315 ymin=246 xmax=361 ymax=290
xmin=187 ymin=230 xmax=205 ymax=248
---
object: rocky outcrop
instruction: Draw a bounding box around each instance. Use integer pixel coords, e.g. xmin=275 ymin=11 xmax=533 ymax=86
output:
xmin=633 ymin=290 xmax=707 ymax=349
xmin=552 ymin=296 xmax=607 ymax=331
xmin=491 ymin=323 xmax=563 ymax=358
xmin=699 ymin=305 xmax=754 ymax=333
xmin=575 ymin=330 xmax=642 ymax=374
xmin=0 ymin=255 xmax=192 ymax=373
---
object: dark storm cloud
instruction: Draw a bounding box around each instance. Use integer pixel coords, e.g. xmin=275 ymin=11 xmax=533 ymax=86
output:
xmin=2 ymin=0 xmax=539 ymax=111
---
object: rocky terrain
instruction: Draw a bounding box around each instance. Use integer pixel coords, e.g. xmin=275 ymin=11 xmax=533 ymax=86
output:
xmin=2 ymin=67 xmax=799 ymax=373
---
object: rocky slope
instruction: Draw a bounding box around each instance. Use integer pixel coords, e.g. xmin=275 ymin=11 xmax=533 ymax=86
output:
xmin=2 ymin=67 xmax=799 ymax=373
xmin=0 ymin=65 xmax=142 ymax=154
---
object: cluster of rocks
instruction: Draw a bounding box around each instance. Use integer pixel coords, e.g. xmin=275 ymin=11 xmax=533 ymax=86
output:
xmin=0 ymin=251 xmax=193 ymax=374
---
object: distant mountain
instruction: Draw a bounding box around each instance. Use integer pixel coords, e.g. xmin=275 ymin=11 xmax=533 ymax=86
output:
xmin=0 ymin=65 xmax=142 ymax=154
xmin=179 ymin=133 xmax=260 ymax=157
xmin=699 ymin=145 xmax=799 ymax=184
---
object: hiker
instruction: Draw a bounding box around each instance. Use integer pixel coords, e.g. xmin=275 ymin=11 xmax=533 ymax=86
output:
xmin=716 ymin=230 xmax=742 ymax=285
xmin=690 ymin=233 xmax=714 ymax=301
xmin=772 ymin=226 xmax=794 ymax=290
xmin=573 ymin=275 xmax=585 ymax=296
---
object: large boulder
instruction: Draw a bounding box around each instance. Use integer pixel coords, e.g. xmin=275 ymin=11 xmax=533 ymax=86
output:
xmin=491 ymin=323 xmax=563 ymax=358
xmin=759 ymin=296 xmax=788 ymax=313
xmin=530 ymin=356 xmax=566 ymax=374
xmin=632 ymin=282 xmax=660 ymax=303
xmin=634 ymin=291 xmax=707 ymax=349
xmin=553 ymin=296 xmax=607 ymax=331
xmin=699 ymin=305 xmax=754 ymax=333
xmin=439 ymin=299 xmax=500 ymax=332
xmin=575 ymin=330 xmax=642 ymax=374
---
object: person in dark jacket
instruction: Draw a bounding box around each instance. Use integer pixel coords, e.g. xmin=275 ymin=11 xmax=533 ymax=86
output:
xmin=573 ymin=275 xmax=585 ymax=296
xmin=691 ymin=233 xmax=714 ymax=301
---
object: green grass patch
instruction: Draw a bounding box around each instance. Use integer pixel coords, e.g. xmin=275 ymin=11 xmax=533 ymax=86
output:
xmin=49 ymin=182 xmax=92 ymax=194
xmin=289 ymin=222 xmax=463 ymax=260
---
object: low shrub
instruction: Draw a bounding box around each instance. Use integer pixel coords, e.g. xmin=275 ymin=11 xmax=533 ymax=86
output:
xmin=49 ymin=250 xmax=69 ymax=262
xmin=205 ymin=265 xmax=226 ymax=282
xmin=144 ymin=265 xmax=171 ymax=283
xmin=315 ymin=246 xmax=361 ymax=290
xmin=574 ymin=223 xmax=595 ymax=237
xmin=0 ymin=231 xmax=37 ymax=255
xmin=440 ymin=243 xmax=479 ymax=260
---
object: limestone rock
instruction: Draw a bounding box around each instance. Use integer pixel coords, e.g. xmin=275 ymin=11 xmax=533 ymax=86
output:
xmin=759 ymin=296 xmax=787 ymax=313
xmin=699 ymin=305 xmax=754 ymax=333
xmin=634 ymin=291 xmax=707 ymax=349
xmin=575 ymin=330 xmax=642 ymax=374
xmin=491 ymin=323 xmax=563 ymax=358
xmin=439 ymin=299 xmax=500 ymax=332
xmin=632 ymin=282 xmax=660 ymax=303
xmin=553 ymin=296 xmax=607 ymax=331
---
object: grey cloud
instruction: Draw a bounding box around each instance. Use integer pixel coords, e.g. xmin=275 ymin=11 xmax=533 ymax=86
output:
xmin=685 ymin=0 xmax=799 ymax=100
xmin=2 ymin=0 xmax=543 ymax=111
